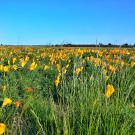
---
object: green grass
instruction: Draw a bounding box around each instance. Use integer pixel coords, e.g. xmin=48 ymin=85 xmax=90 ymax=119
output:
xmin=0 ymin=49 xmax=135 ymax=135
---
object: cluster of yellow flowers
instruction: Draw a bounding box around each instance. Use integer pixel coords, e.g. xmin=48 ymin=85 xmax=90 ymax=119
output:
xmin=0 ymin=65 xmax=9 ymax=72
xmin=1 ymin=97 xmax=21 ymax=108
xmin=0 ymin=98 xmax=12 ymax=134
xmin=0 ymin=46 xmax=134 ymax=134
xmin=0 ymin=47 xmax=134 ymax=73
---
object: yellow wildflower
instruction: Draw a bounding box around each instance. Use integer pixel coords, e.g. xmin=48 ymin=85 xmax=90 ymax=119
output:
xmin=93 ymin=58 xmax=101 ymax=66
xmin=98 ymin=51 xmax=103 ymax=57
xmin=120 ymin=61 xmax=125 ymax=67
xmin=75 ymin=67 xmax=83 ymax=75
xmin=105 ymin=84 xmax=115 ymax=98
xmin=29 ymin=62 xmax=37 ymax=71
xmin=108 ymin=65 xmax=116 ymax=73
xmin=12 ymin=65 xmax=17 ymax=71
xmin=0 ymin=123 xmax=6 ymax=135
xmin=12 ymin=57 xmax=17 ymax=64
xmin=3 ymin=66 xmax=9 ymax=72
xmin=131 ymin=62 xmax=135 ymax=67
xmin=54 ymin=73 xmax=60 ymax=87
xmin=54 ymin=79 xmax=59 ymax=88
xmin=0 ymin=65 xmax=4 ymax=71
xmin=25 ymin=56 xmax=29 ymax=61
xmin=10 ymin=51 xmax=13 ymax=55
xmin=63 ymin=68 xmax=67 ymax=74
xmin=56 ymin=64 xmax=60 ymax=72
xmin=20 ymin=60 xmax=27 ymax=68
xmin=2 ymin=98 xmax=12 ymax=107
xmin=44 ymin=65 xmax=49 ymax=70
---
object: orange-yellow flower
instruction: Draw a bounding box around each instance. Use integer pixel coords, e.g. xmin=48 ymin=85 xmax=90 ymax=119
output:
xmin=29 ymin=62 xmax=37 ymax=71
xmin=120 ymin=61 xmax=125 ymax=67
xmin=105 ymin=84 xmax=115 ymax=98
xmin=112 ymin=48 xmax=118 ymax=54
xmin=25 ymin=87 xmax=33 ymax=92
xmin=54 ymin=79 xmax=59 ymax=88
xmin=12 ymin=65 xmax=17 ymax=71
xmin=25 ymin=56 xmax=29 ymax=61
xmin=12 ymin=57 xmax=17 ymax=64
xmin=56 ymin=64 xmax=60 ymax=72
xmin=20 ymin=59 xmax=27 ymax=68
xmin=54 ymin=73 xmax=60 ymax=88
xmin=108 ymin=65 xmax=116 ymax=73
xmin=2 ymin=98 xmax=12 ymax=107
xmin=93 ymin=58 xmax=101 ymax=66
xmin=131 ymin=62 xmax=135 ymax=67
xmin=15 ymin=101 xmax=21 ymax=108
xmin=0 ymin=123 xmax=6 ymax=135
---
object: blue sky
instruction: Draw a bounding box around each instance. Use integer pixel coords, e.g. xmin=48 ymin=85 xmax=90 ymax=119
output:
xmin=0 ymin=0 xmax=135 ymax=45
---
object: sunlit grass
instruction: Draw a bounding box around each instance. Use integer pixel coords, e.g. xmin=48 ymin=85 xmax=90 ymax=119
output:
xmin=0 ymin=46 xmax=135 ymax=135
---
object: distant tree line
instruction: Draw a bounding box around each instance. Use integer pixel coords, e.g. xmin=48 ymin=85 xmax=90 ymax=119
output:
xmin=1 ymin=43 xmax=135 ymax=48
xmin=55 ymin=43 xmax=135 ymax=48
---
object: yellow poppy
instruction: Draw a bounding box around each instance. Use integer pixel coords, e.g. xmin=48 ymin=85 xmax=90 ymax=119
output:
xmin=2 ymin=98 xmax=12 ymax=107
xmin=20 ymin=60 xmax=27 ymax=68
xmin=54 ymin=74 xmax=60 ymax=87
xmin=105 ymin=84 xmax=115 ymax=98
xmin=12 ymin=57 xmax=17 ymax=64
xmin=0 ymin=123 xmax=6 ymax=135
xmin=29 ymin=62 xmax=37 ymax=71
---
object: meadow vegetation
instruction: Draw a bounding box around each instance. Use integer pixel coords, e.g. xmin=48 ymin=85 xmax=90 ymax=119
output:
xmin=0 ymin=46 xmax=135 ymax=135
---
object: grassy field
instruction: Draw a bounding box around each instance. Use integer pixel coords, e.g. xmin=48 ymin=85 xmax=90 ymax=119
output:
xmin=0 ymin=46 xmax=135 ymax=135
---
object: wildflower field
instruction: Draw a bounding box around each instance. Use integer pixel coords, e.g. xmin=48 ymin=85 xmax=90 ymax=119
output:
xmin=0 ymin=46 xmax=135 ymax=135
